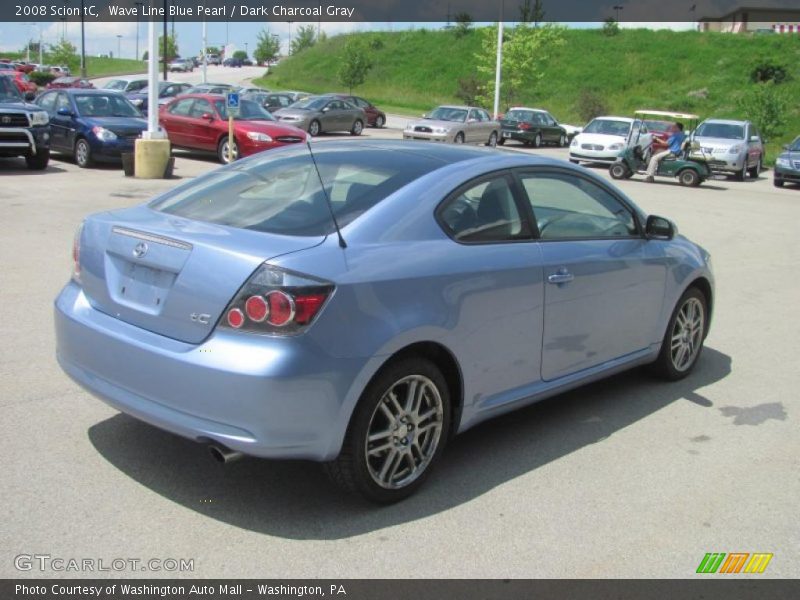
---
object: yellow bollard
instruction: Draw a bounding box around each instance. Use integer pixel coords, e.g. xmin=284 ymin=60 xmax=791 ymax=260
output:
xmin=134 ymin=138 xmax=171 ymax=179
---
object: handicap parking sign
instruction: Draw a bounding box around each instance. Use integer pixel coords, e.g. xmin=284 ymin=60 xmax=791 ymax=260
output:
xmin=226 ymin=92 xmax=240 ymax=115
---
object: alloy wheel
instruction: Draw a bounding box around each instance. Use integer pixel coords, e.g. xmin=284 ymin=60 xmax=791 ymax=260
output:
xmin=364 ymin=375 xmax=444 ymax=490
xmin=670 ymin=297 xmax=704 ymax=372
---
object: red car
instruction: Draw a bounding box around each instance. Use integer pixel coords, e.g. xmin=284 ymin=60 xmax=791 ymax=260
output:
xmin=643 ymin=119 xmax=673 ymax=152
xmin=159 ymin=93 xmax=308 ymax=163
xmin=1 ymin=70 xmax=37 ymax=95
xmin=15 ymin=63 xmax=36 ymax=74
xmin=47 ymin=76 xmax=94 ymax=90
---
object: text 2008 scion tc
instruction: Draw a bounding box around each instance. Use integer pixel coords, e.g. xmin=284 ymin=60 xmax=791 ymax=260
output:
xmin=55 ymin=141 xmax=713 ymax=503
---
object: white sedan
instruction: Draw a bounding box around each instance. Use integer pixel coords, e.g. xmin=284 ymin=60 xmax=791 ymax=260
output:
xmin=569 ymin=116 xmax=652 ymax=165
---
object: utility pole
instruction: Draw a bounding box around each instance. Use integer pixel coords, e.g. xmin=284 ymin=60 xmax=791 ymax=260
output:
xmin=80 ymin=0 xmax=86 ymax=77
xmin=135 ymin=2 xmax=143 ymax=61
xmin=493 ymin=3 xmax=504 ymax=119
xmin=613 ymin=5 xmax=624 ymax=22
xmin=162 ymin=0 xmax=168 ymax=80
xmin=202 ymin=19 xmax=207 ymax=83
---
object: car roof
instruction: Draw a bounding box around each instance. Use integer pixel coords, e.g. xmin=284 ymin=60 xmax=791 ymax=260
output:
xmin=508 ymin=107 xmax=547 ymax=113
xmin=437 ymin=105 xmax=479 ymax=110
xmin=61 ymin=88 xmax=123 ymax=95
xmin=592 ymin=116 xmax=633 ymax=122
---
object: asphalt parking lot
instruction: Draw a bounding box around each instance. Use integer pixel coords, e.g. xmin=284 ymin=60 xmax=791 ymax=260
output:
xmin=1 ymin=124 xmax=798 ymax=578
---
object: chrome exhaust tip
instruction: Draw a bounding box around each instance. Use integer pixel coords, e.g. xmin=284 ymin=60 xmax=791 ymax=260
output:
xmin=208 ymin=443 xmax=243 ymax=464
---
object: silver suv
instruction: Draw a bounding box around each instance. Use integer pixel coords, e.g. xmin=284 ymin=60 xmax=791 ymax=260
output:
xmin=691 ymin=119 xmax=764 ymax=181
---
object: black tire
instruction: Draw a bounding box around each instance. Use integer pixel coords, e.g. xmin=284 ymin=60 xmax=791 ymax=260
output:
xmin=609 ymin=162 xmax=629 ymax=180
xmin=569 ymin=158 xmax=580 ymax=164
xmin=217 ymin=136 xmax=238 ymax=164
xmin=736 ymin=162 xmax=747 ymax=181
xmin=308 ymin=119 xmax=321 ymax=136
xmin=497 ymin=137 xmax=505 ymax=146
xmin=373 ymin=115 xmax=385 ymax=128
xmin=650 ymin=287 xmax=708 ymax=381
xmin=454 ymin=132 xmax=465 ymax=144
xmin=749 ymin=156 xmax=761 ymax=179
xmin=324 ymin=357 xmax=452 ymax=504
xmin=486 ymin=131 xmax=498 ymax=147
xmin=774 ymin=178 xmax=784 ymax=188
xmin=533 ymin=133 xmax=542 ymax=148
xmin=350 ymin=119 xmax=363 ymax=136
xmin=74 ymin=138 xmax=93 ymax=168
xmin=558 ymin=133 xmax=567 ymax=147
xmin=25 ymin=149 xmax=49 ymax=170
xmin=678 ymin=169 xmax=700 ymax=187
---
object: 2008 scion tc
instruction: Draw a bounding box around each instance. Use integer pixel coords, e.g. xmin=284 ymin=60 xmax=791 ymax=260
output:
xmin=55 ymin=141 xmax=714 ymax=503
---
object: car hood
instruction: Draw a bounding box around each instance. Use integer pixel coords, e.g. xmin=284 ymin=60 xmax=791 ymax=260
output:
xmin=273 ymin=108 xmax=315 ymax=119
xmin=574 ymin=132 xmax=628 ymax=145
xmin=407 ymin=118 xmax=465 ymax=129
xmin=233 ymin=120 xmax=307 ymax=137
xmin=84 ymin=116 xmax=148 ymax=133
xmin=692 ymin=136 xmax=745 ymax=149
xmin=0 ymin=99 xmax=39 ymax=111
xmin=778 ymin=150 xmax=800 ymax=162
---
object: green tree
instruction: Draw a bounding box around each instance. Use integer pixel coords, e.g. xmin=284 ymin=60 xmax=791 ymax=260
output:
xmin=205 ymin=46 xmax=221 ymax=56
xmin=254 ymin=29 xmax=280 ymax=65
xmin=736 ymin=82 xmax=788 ymax=141
xmin=454 ymin=13 xmax=473 ymax=38
xmin=291 ymin=25 xmax=317 ymax=55
xmin=338 ymin=38 xmax=373 ymax=94
xmin=520 ymin=0 xmax=545 ymax=25
xmin=476 ymin=23 xmax=565 ymax=108
xmin=603 ymin=17 xmax=620 ymax=36
xmin=48 ymin=39 xmax=78 ymax=71
xmin=158 ymin=34 xmax=179 ymax=61
xmin=232 ymin=50 xmax=248 ymax=60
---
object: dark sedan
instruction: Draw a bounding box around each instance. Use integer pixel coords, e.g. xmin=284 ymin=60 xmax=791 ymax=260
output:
xmin=127 ymin=81 xmax=192 ymax=115
xmin=499 ymin=107 xmax=569 ymax=148
xmin=35 ymin=89 xmax=146 ymax=168
xmin=774 ymin=136 xmax=800 ymax=188
xmin=241 ymin=91 xmax=296 ymax=113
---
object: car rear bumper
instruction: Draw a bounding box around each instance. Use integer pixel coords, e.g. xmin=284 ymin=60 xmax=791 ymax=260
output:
xmin=500 ymin=130 xmax=535 ymax=143
xmin=91 ymin=137 xmax=138 ymax=161
xmin=54 ymin=282 xmax=371 ymax=461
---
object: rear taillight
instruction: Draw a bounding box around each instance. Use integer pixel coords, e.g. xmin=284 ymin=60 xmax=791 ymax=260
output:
xmin=71 ymin=223 xmax=83 ymax=284
xmin=518 ymin=122 xmax=531 ymax=131
xmin=220 ymin=265 xmax=333 ymax=335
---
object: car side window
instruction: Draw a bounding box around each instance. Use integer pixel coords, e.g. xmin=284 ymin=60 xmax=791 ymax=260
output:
xmin=169 ymin=98 xmax=194 ymax=116
xmin=468 ymin=109 xmax=481 ymax=122
xmin=750 ymin=125 xmax=760 ymax=140
xmin=438 ymin=175 xmax=526 ymax=243
xmin=129 ymin=81 xmax=147 ymax=92
xmin=479 ymin=109 xmax=491 ymax=121
xmin=545 ymin=112 xmax=557 ymax=125
xmin=37 ymin=92 xmax=56 ymax=114
xmin=189 ymin=99 xmax=213 ymax=118
xmin=518 ymin=171 xmax=637 ymax=240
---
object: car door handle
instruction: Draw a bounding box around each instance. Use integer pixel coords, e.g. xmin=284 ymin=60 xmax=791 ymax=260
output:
xmin=547 ymin=269 xmax=574 ymax=285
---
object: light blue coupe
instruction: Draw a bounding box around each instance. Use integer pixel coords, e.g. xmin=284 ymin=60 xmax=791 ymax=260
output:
xmin=55 ymin=141 xmax=714 ymax=503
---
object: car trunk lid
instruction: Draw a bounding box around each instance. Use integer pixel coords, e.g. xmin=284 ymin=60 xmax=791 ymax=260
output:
xmin=78 ymin=206 xmax=324 ymax=344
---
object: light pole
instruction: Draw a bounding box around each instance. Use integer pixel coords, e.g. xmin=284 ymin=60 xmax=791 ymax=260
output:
xmin=244 ymin=42 xmax=248 ymax=58
xmin=80 ymin=0 xmax=86 ymax=77
xmin=202 ymin=19 xmax=207 ymax=83
xmin=613 ymin=5 xmax=624 ymax=22
xmin=116 ymin=35 xmax=122 ymax=59
xmin=135 ymin=1 xmax=144 ymax=60
xmin=493 ymin=3 xmax=504 ymax=119
xmin=288 ymin=21 xmax=294 ymax=55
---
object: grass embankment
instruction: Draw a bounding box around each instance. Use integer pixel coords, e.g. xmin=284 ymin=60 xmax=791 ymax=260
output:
xmin=254 ymin=28 xmax=800 ymax=162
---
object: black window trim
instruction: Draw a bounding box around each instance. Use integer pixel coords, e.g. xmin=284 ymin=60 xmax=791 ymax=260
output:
xmin=434 ymin=169 xmax=536 ymax=246
xmin=510 ymin=166 xmax=646 ymax=242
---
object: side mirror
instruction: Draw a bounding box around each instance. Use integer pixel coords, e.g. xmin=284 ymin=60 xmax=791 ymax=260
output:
xmin=56 ymin=107 xmax=72 ymax=117
xmin=24 ymin=91 xmax=36 ymax=102
xmin=201 ymin=112 xmax=214 ymax=121
xmin=750 ymin=135 xmax=760 ymax=142
xmin=322 ymin=107 xmax=330 ymax=113
xmin=645 ymin=215 xmax=675 ymax=240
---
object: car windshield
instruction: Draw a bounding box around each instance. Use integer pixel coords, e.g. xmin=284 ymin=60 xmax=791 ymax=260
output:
xmin=74 ymin=94 xmax=141 ymax=117
xmin=214 ymin=99 xmax=276 ymax=121
xmin=427 ymin=107 xmax=468 ymax=122
xmin=0 ymin=76 xmax=22 ymax=101
xmin=643 ymin=120 xmax=673 ymax=133
xmin=695 ymin=122 xmax=744 ymax=140
xmin=104 ymin=80 xmax=127 ymax=91
xmin=583 ymin=119 xmax=632 ymax=136
xmin=150 ymin=145 xmax=440 ymax=236
xmin=292 ymin=96 xmax=329 ymax=111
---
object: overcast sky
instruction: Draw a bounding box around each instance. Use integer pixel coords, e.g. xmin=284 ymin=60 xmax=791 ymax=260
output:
xmin=0 ymin=21 xmax=695 ymax=61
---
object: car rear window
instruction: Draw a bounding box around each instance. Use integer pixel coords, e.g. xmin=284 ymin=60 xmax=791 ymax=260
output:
xmin=149 ymin=146 xmax=439 ymax=236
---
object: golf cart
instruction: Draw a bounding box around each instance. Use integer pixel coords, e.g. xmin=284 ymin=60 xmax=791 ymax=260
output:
xmin=610 ymin=110 xmax=711 ymax=187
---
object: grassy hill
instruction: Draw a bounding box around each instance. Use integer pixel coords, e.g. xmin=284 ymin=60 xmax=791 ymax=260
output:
xmin=255 ymin=28 xmax=800 ymax=161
